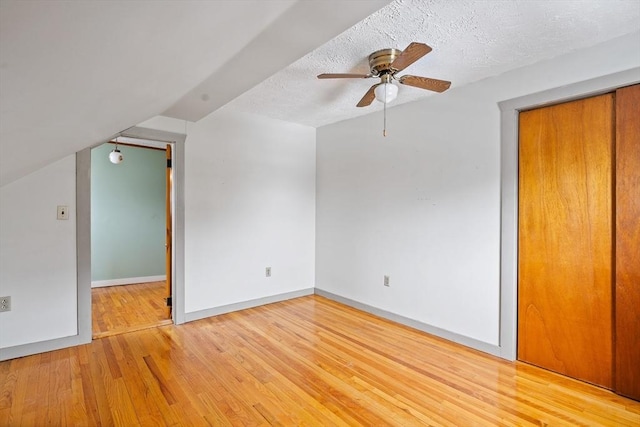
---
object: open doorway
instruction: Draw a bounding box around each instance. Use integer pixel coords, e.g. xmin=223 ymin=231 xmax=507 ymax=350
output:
xmin=76 ymin=125 xmax=186 ymax=344
xmin=90 ymin=137 xmax=173 ymax=338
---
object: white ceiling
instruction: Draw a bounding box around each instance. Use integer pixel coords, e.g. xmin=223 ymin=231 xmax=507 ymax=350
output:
xmin=1 ymin=0 xmax=639 ymax=186
xmin=222 ymin=0 xmax=640 ymax=127
xmin=0 ymin=0 xmax=387 ymax=185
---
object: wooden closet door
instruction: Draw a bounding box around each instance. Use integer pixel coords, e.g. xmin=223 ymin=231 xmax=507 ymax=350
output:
xmin=518 ymin=94 xmax=614 ymax=389
xmin=615 ymin=84 xmax=640 ymax=400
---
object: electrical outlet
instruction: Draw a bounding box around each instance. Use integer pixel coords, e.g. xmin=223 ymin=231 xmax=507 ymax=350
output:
xmin=384 ymin=275 xmax=390 ymax=287
xmin=266 ymin=267 xmax=271 ymax=277
xmin=0 ymin=296 xmax=10 ymax=312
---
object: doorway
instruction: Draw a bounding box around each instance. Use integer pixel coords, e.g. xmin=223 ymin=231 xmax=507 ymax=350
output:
xmin=90 ymin=138 xmax=173 ymax=338
xmin=76 ymin=126 xmax=186 ymax=347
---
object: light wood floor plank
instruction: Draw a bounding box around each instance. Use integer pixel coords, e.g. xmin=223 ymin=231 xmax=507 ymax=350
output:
xmin=1 ymin=294 xmax=639 ymax=426
xmin=92 ymin=281 xmax=169 ymax=339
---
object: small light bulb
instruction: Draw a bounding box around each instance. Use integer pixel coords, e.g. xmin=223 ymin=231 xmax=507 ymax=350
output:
xmin=109 ymin=149 xmax=123 ymax=164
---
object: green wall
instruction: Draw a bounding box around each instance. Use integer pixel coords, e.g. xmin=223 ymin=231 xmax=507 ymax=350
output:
xmin=91 ymin=143 xmax=166 ymax=281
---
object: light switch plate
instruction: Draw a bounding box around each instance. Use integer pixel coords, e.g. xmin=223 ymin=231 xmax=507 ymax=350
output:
xmin=57 ymin=205 xmax=69 ymax=220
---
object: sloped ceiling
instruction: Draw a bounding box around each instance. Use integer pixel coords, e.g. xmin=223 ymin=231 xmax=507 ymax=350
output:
xmin=0 ymin=0 xmax=388 ymax=185
xmin=1 ymin=0 xmax=639 ymax=186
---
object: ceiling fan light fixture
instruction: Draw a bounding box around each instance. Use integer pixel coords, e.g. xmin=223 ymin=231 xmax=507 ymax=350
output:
xmin=374 ymin=82 xmax=398 ymax=104
xmin=317 ymin=42 xmax=451 ymax=137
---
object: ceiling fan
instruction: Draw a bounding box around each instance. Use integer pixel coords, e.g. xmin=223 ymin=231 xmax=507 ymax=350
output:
xmin=317 ymin=42 xmax=451 ymax=108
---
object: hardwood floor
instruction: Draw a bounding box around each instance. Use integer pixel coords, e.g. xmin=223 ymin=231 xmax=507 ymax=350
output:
xmin=92 ymin=281 xmax=171 ymax=339
xmin=1 ymin=295 xmax=638 ymax=426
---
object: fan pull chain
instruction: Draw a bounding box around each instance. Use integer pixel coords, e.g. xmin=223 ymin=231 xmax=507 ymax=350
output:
xmin=383 ymin=85 xmax=387 ymax=137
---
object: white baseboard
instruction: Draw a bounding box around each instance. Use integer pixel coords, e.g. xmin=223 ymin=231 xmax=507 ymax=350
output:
xmin=2 ymin=286 xmax=501 ymax=362
xmin=91 ymin=275 xmax=166 ymax=288
xmin=184 ymin=288 xmax=315 ymax=323
xmin=314 ymin=288 xmax=501 ymax=358
xmin=0 ymin=334 xmax=91 ymax=362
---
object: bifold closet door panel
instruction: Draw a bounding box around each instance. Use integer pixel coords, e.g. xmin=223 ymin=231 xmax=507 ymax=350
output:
xmin=518 ymin=94 xmax=614 ymax=389
xmin=615 ymin=83 xmax=640 ymax=401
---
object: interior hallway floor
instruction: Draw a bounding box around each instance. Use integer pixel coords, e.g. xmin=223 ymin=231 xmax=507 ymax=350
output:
xmin=92 ymin=281 xmax=171 ymax=339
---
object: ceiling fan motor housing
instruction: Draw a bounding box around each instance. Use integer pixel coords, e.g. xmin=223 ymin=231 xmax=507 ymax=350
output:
xmin=368 ymin=48 xmax=402 ymax=76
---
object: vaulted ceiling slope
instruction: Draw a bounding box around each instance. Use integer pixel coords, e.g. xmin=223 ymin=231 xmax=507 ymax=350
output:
xmin=224 ymin=0 xmax=640 ymax=127
xmin=0 ymin=0 xmax=389 ymax=186
xmin=2 ymin=1 xmax=639 ymax=187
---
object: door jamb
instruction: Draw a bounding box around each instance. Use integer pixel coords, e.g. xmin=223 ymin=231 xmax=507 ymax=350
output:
xmin=77 ymin=126 xmax=187 ymax=343
xmin=497 ymin=68 xmax=640 ymax=360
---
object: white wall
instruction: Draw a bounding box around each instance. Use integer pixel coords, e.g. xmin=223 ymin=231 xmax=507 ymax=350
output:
xmin=137 ymin=116 xmax=189 ymax=135
xmin=0 ymin=108 xmax=315 ymax=355
xmin=0 ymin=155 xmax=77 ymax=348
xmin=315 ymin=32 xmax=640 ymax=347
xmin=1 ymin=30 xmax=636 ymax=357
xmin=184 ymin=110 xmax=316 ymax=314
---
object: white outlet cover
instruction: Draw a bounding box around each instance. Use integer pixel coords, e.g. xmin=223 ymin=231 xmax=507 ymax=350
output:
xmin=0 ymin=296 xmax=10 ymax=312
xmin=57 ymin=205 xmax=69 ymax=220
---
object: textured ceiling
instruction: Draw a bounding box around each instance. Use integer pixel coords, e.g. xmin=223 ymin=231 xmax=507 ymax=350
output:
xmin=223 ymin=0 xmax=640 ymax=127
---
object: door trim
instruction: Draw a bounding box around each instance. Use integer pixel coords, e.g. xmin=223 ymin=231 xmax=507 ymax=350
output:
xmin=165 ymin=143 xmax=173 ymax=319
xmin=497 ymin=68 xmax=640 ymax=360
xmin=77 ymin=126 xmax=187 ymax=344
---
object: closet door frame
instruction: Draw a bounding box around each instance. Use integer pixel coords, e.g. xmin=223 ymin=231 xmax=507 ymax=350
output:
xmin=497 ymin=68 xmax=640 ymax=361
